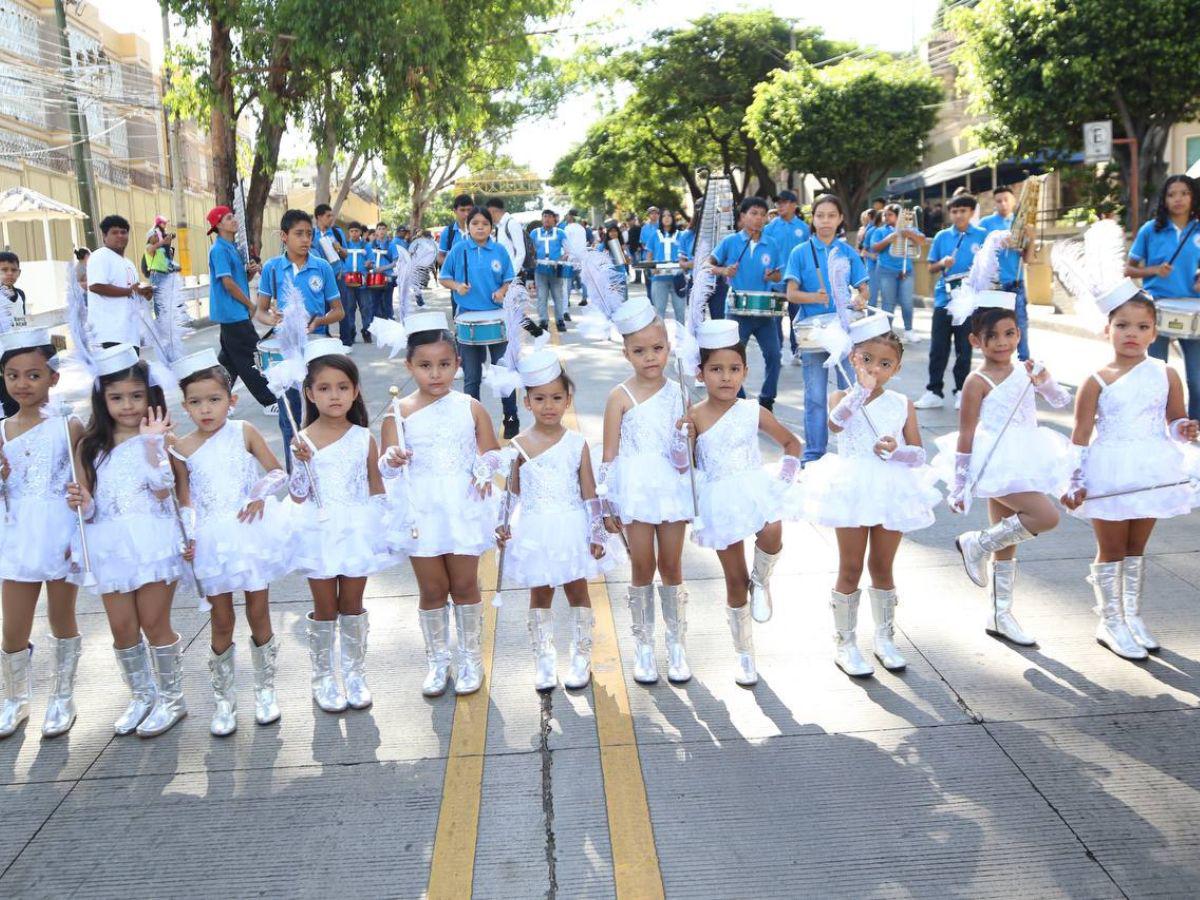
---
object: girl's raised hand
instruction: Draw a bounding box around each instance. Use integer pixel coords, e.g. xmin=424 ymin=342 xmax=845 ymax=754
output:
xmin=852 ymin=353 xmax=877 ymax=392
xmin=1025 ymin=359 xmax=1050 ymax=386
xmin=140 ymin=406 xmax=171 ymax=437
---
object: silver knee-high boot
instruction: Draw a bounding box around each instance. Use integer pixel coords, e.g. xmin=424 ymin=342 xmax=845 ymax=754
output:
xmin=208 ymin=644 xmax=237 ymax=737
xmin=454 ymin=603 xmax=485 ymax=695
xmin=627 ymin=584 xmax=658 ymax=684
xmin=749 ymin=546 xmax=781 ymax=623
xmin=658 ymin=584 xmax=691 ymax=683
xmin=528 ymin=608 xmax=557 ymax=692
xmin=986 ymin=559 xmax=1035 ymax=645
xmin=42 ymin=636 xmax=82 ymax=738
xmin=867 ymin=587 xmax=906 ymax=671
xmin=0 ymin=645 xmax=32 ymax=738
xmin=306 ymin=613 xmax=348 ymax=713
xmin=250 ymin=636 xmax=281 ymax=725
xmin=725 ymin=604 xmax=758 ymax=686
xmin=1122 ymin=556 xmax=1159 ymax=651
xmin=1090 ymin=561 xmax=1147 ymax=661
xmin=830 ymin=590 xmax=874 ymax=677
xmin=419 ymin=606 xmax=453 ymax=696
xmin=564 ymin=606 xmax=594 ymax=690
xmin=339 ymin=612 xmax=373 ymax=709
xmin=138 ymin=638 xmax=188 ymax=737
xmin=956 ymin=515 xmax=1034 ymax=587
xmin=113 ymin=641 xmax=156 ymax=735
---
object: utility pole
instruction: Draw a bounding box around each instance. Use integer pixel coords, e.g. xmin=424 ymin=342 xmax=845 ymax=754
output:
xmin=160 ymin=2 xmax=190 ymax=274
xmin=53 ymin=0 xmax=99 ymax=248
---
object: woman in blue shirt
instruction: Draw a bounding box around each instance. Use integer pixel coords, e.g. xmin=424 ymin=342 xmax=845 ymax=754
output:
xmin=644 ymin=209 xmax=688 ymax=324
xmin=871 ymin=203 xmax=928 ymax=343
xmin=1126 ymin=174 xmax=1200 ymax=418
xmin=439 ymin=206 xmax=520 ymax=436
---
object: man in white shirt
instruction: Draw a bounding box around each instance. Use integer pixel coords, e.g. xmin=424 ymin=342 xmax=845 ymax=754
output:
xmin=87 ymin=214 xmax=154 ymax=347
xmin=486 ymin=198 xmax=528 ymax=278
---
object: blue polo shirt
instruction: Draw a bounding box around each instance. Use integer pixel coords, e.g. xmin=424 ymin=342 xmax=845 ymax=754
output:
xmin=1129 ymin=219 xmax=1200 ymax=300
xmin=712 ymin=230 xmax=782 ymax=294
xmin=439 ymin=223 xmax=467 ymax=256
xmin=862 ymin=225 xmax=880 ymax=272
xmin=928 ymin=224 xmax=987 ymax=308
xmin=442 ymin=237 xmax=515 ymax=313
xmin=764 ymin=215 xmax=810 ymax=292
xmin=316 ymin=225 xmax=345 ymax=276
xmin=367 ymin=240 xmax=393 ymax=281
xmin=873 ymin=224 xmax=923 ymax=274
xmin=678 ymin=230 xmax=696 ymax=260
xmin=532 ymin=226 xmax=566 ymax=276
xmin=978 ymin=213 xmax=1023 ymax=286
xmin=644 ymin=228 xmax=687 ymax=282
xmin=258 ymin=252 xmax=340 ymax=335
xmin=784 ymin=236 xmax=868 ymax=320
xmin=638 ymin=222 xmax=660 ymax=261
xmin=208 ymin=236 xmax=250 ymax=324
xmin=343 ymin=238 xmax=369 ymax=275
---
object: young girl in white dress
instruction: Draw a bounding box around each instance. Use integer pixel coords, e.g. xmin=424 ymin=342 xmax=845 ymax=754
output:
xmin=288 ymin=339 xmax=391 ymax=714
xmin=678 ymin=320 xmax=803 ymax=686
xmin=0 ymin=328 xmax=83 ymax=739
xmin=599 ymin=297 xmax=693 ymax=685
xmin=496 ymin=350 xmax=621 ymax=692
xmin=168 ymin=349 xmax=291 ymax=735
xmin=934 ymin=297 xmax=1073 ymax=646
xmin=379 ymin=311 xmax=502 ymax=698
xmin=66 ymin=346 xmax=188 ymax=737
xmin=800 ymin=313 xmax=941 ymax=678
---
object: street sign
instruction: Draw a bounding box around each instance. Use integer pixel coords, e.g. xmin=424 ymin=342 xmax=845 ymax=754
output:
xmin=1084 ymin=120 xmax=1113 ymax=164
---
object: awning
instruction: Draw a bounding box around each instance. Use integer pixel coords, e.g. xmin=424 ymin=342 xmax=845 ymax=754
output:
xmin=0 ymin=187 xmax=87 ymax=223
xmin=886 ymin=149 xmax=989 ymax=196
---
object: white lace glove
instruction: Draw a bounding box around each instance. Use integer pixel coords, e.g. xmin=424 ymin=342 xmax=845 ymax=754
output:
xmin=248 ymin=469 xmax=286 ymax=502
xmin=596 ymin=460 xmax=621 ymax=521
xmin=378 ymin=445 xmax=408 ymax=479
xmin=177 ymin=505 xmax=196 ymax=552
xmin=948 ymin=451 xmax=971 ymax=513
xmin=887 ymin=445 xmax=926 ymax=468
xmin=1065 ymin=444 xmax=1088 ymax=502
xmin=668 ymin=424 xmax=690 ymax=472
xmin=585 ymin=497 xmax=608 ymax=547
xmin=288 ymin=462 xmax=312 ymax=499
xmin=1032 ymin=364 xmax=1072 ymax=408
xmin=472 ymin=449 xmax=504 ymax=492
xmin=142 ymin=434 xmax=174 ymax=491
xmin=1168 ymin=418 xmax=1198 ymax=443
xmin=777 ymin=455 xmax=802 ymax=484
xmin=829 ymin=383 xmax=870 ymax=427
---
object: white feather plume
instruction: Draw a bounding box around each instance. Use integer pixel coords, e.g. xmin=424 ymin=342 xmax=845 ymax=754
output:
xmin=673 ymin=236 xmax=715 ymax=377
xmin=367 ymin=317 xmax=407 ymax=359
xmin=264 ymin=280 xmax=310 ymax=397
xmin=563 ymin=224 xmax=626 ymax=338
xmin=487 ymin=279 xmax=536 ymax=399
xmin=1051 ymin=219 xmax=1128 ymax=331
xmin=141 ymin=273 xmax=192 ymax=388
xmin=827 ymin=247 xmax=853 ymax=328
xmin=1049 ymin=236 xmax=1093 ymax=304
xmin=55 ymin=260 xmax=97 ymax=380
xmin=1084 ymin=219 xmax=1128 ymax=294
xmin=398 ymin=238 xmax=437 ymax=323
xmin=813 ymin=318 xmax=852 ymax=369
xmin=967 ymin=230 xmax=1007 ymax=293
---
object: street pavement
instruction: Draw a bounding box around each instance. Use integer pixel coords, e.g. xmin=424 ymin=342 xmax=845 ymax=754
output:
xmin=2 ymin=289 xmax=1199 ymax=899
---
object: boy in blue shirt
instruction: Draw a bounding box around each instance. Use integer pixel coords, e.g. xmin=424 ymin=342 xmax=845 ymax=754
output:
xmin=915 ymin=194 xmax=986 ymax=410
xmin=532 ymin=209 xmax=567 ymax=331
xmin=979 ymin=185 xmax=1035 ymax=360
xmin=340 ymin=222 xmax=371 ymax=350
xmin=764 ymin=190 xmax=810 ymax=357
xmin=367 ymin=221 xmax=394 ymax=321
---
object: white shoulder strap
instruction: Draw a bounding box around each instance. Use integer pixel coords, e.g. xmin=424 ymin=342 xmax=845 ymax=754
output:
xmin=969 ymin=370 xmax=997 ymax=390
xmin=618 ymin=383 xmax=638 ymax=406
xmin=510 ymin=438 xmax=531 ymax=463
xmin=1091 ymin=372 xmax=1108 ymax=390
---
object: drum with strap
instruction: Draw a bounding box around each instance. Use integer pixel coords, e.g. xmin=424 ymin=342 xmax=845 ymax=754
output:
xmin=255 ymin=337 xmax=283 ymax=372
xmin=344 ymin=271 xmax=365 ymax=287
xmin=454 ymin=310 xmax=507 ymax=346
xmin=1155 ymin=299 xmax=1200 ymax=339
xmin=366 ymin=271 xmax=388 ymax=288
xmin=726 ymin=289 xmax=788 ymax=317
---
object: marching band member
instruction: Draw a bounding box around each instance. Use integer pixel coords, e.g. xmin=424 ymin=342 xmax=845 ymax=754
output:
xmin=871 ymin=204 xmax=928 ymax=344
xmin=532 ymin=209 xmax=568 ymax=332
xmin=340 ymin=222 xmax=372 ymax=352
xmin=764 ymin=190 xmax=811 ymax=360
xmin=438 ymin=195 xmax=473 ymax=318
xmin=367 ymin=222 xmax=395 ymax=321
xmin=644 ymin=209 xmax=688 ymax=324
xmin=979 ymin=185 xmax=1036 ymax=361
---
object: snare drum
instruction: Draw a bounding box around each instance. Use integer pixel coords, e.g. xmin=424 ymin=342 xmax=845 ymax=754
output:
xmin=727 ymin=290 xmax=787 ymax=317
xmin=344 ymin=271 xmax=365 ymax=287
xmin=366 ymin=271 xmax=388 ymax=288
xmin=256 ymin=337 xmax=283 ymax=372
xmin=1155 ymin=299 xmax=1200 ymax=339
xmin=454 ymin=310 xmax=507 ymax=346
xmin=793 ymin=312 xmax=842 ymax=352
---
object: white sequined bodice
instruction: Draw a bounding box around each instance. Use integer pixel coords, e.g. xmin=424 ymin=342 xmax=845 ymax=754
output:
xmin=1094 ymin=359 xmax=1170 ymax=444
xmin=619 ymin=381 xmax=685 ymax=459
xmin=93 ymin=437 xmax=173 ymax=521
xmin=311 ymin=425 xmax=371 ymax=504
xmin=836 ymin=390 xmax=910 ymax=458
xmin=181 ymin=421 xmax=259 ymax=522
xmin=518 ymin=431 xmax=584 ymax=515
xmin=405 ymin=392 xmax=477 ymax=479
xmin=2 ymin=416 xmax=73 ymax=502
xmin=976 ymin=370 xmax=1037 ymax=434
xmin=697 ymin=399 xmax=761 ymax=482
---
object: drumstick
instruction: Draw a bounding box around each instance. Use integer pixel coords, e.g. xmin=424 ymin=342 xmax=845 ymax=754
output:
xmin=493 ymin=454 xmax=519 ymax=607
xmin=388 ymin=385 xmax=419 ymax=540
xmin=674 ymin=357 xmax=702 ymax=527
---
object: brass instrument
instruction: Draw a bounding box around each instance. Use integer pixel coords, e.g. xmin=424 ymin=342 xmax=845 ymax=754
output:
xmin=889 ymin=205 xmax=923 ymax=260
xmin=1008 ymin=175 xmax=1044 ymax=253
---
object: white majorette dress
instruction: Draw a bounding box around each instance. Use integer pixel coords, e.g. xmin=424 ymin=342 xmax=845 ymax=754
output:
xmin=933 ymin=369 xmax=1072 ymax=497
xmin=395 ymin=391 xmax=497 ymax=557
xmin=800 ymin=390 xmax=941 ymax=532
xmin=506 ymin=431 xmax=622 ymax=588
xmin=692 ymin=398 xmax=790 ymax=549
xmin=173 ymin=420 xmax=292 ymax=602
xmin=289 ymin=425 xmax=393 ymax=578
xmin=73 ymin=437 xmax=186 ymax=594
xmin=610 ymin=381 xmax=692 ymax=525
xmin=0 ymin=415 xmax=79 ymax=582
xmin=1072 ymin=358 xmax=1200 ymax=521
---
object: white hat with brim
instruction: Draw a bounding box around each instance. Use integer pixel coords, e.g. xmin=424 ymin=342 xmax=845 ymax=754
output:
xmin=0 ymin=327 xmax=52 ymax=354
xmin=848 ymin=310 xmax=894 ymax=344
xmin=404 ymin=310 xmax=450 ymax=337
xmin=92 ymin=344 xmax=139 ymax=378
xmin=1096 ymin=278 xmax=1145 ymax=316
xmin=611 ymin=296 xmax=658 ymax=336
xmin=517 ymin=348 xmax=562 ymax=388
xmin=697 ymin=319 xmax=740 ymax=349
xmin=170 ymin=348 xmax=221 ymax=383
xmin=303 ymin=337 xmax=346 ymax=365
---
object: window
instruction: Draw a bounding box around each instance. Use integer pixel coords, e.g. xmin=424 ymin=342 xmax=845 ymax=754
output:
xmin=0 ymin=1 xmax=39 ymax=60
xmin=1186 ymin=136 xmax=1200 ymax=172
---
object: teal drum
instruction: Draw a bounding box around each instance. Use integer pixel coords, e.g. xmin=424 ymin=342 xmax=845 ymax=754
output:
xmin=454 ymin=310 xmax=507 ymax=345
xmin=255 ymin=337 xmax=284 ymax=372
xmin=727 ymin=290 xmax=787 ymax=317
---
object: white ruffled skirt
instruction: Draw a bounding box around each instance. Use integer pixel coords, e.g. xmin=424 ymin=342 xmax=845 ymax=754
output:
xmin=287 ymin=496 xmax=397 ymax=578
xmin=192 ymin=498 xmax=295 ymax=603
xmin=71 ymin=511 xmax=186 ymax=594
xmin=1071 ymin=437 xmax=1200 ymax=521
xmin=399 ymin=474 xmax=498 ymax=558
xmin=692 ymin=468 xmax=789 ymax=550
xmin=611 ymin=452 xmax=693 ymax=525
xmin=0 ymin=498 xmax=76 ymax=582
xmin=505 ymin=506 xmax=623 ymax=589
xmin=799 ymin=454 xmax=941 ymax=532
xmin=933 ymin=424 xmax=1072 ymax=499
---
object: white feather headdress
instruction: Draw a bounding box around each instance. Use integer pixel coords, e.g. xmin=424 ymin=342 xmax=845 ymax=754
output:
xmin=397 ymin=238 xmax=437 ymax=323
xmin=486 ymin=279 xmax=548 ymax=398
xmin=947 ymin=230 xmax=1010 ymax=326
xmin=264 ymin=280 xmax=310 ymax=397
xmin=1051 ymin=219 xmax=1140 ymax=326
xmin=562 ymin=223 xmax=627 ymax=340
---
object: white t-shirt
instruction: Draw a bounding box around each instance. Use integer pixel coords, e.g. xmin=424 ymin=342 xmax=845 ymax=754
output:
xmin=496 ymin=213 xmax=527 ymax=273
xmin=86 ymin=246 xmax=142 ymax=345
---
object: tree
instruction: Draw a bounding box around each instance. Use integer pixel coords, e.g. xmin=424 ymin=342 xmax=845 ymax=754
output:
xmin=746 ymin=57 xmax=941 ymax=215
xmin=951 ymin=0 xmax=1200 ymax=226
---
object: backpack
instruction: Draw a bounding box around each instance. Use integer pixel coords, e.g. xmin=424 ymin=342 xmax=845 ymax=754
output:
xmin=521 ymin=228 xmax=537 ymax=276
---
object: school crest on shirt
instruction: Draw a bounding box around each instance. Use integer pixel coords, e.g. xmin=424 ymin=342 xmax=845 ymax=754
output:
xmin=795 ymin=227 xmax=805 ymax=238
xmin=1193 ymin=234 xmax=1200 ymax=249
xmin=760 ymin=253 xmax=771 ymax=266
xmin=491 ymin=259 xmax=502 ymax=273
xmin=308 ymin=275 xmax=323 ymax=292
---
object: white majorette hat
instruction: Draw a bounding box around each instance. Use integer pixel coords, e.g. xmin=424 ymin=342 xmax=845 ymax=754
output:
xmin=92 ymin=344 xmax=139 ymax=377
xmin=1051 ymin=219 xmax=1146 ymax=322
xmin=404 ymin=310 xmax=449 ymax=337
xmin=0 ymin=326 xmax=52 ymax=353
xmin=517 ymin=348 xmax=562 ymax=388
xmin=170 ymin=348 xmax=221 ymax=383
xmin=974 ymin=289 xmax=1017 ymax=311
xmin=303 ymin=337 xmax=345 ymax=365
xmin=696 ymin=319 xmax=740 ymax=349
xmin=611 ymin=296 xmax=657 ymax=336
xmin=1095 ymin=278 xmax=1143 ymax=316
xmin=848 ymin=310 xmax=894 ymax=344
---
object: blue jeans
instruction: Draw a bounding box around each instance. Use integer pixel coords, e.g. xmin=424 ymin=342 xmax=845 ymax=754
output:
xmin=371 ymin=287 xmax=392 ymax=320
xmin=867 ymin=265 xmax=881 ymax=305
xmin=733 ymin=314 xmax=781 ymax=404
xmin=709 ymin=280 xmax=729 ymax=321
xmin=878 ymin=268 xmax=914 ymax=331
xmin=1001 ymin=280 xmax=1030 ymax=361
xmin=650 ymin=278 xmax=685 ymax=323
xmin=340 ymin=285 xmax=373 ymax=345
xmin=461 ymin=340 xmax=518 ymax=421
xmin=535 ymin=270 xmax=565 ymax=321
xmin=276 ymin=388 xmax=303 ymax=472
xmin=801 ymin=351 xmax=852 ymax=461
xmin=149 ymin=270 xmax=170 ymax=318
xmin=1150 ymin=335 xmax=1200 ymax=419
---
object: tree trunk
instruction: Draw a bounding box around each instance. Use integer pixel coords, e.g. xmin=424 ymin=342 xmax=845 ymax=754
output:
xmin=208 ymin=4 xmax=236 ymax=206
xmin=330 ymin=152 xmax=365 ymax=220
xmin=314 ymin=83 xmax=336 ymax=207
xmin=243 ymin=41 xmax=293 ymax=252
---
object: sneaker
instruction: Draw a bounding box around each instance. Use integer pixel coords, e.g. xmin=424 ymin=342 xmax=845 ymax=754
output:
xmin=563 ymin=312 xmax=572 ymax=322
xmin=556 ymin=319 xmax=567 ymax=332
xmin=895 ymin=330 xmax=908 ymax=344
xmin=954 ymin=391 xmax=962 ymax=410
xmin=539 ymin=319 xmax=549 ymax=331
xmin=503 ymin=417 xmax=520 ymax=440
xmin=790 ymin=353 xmax=803 ymax=367
xmin=579 ymin=298 xmax=589 ymax=307
xmin=362 ymin=329 xmax=373 ymax=344
xmin=905 ymin=330 xmax=923 ymax=343
xmin=343 ymin=344 xmax=354 ymax=354
xmin=263 ymin=403 xmax=278 ymax=417
xmin=454 ymin=367 xmax=464 ymax=381
xmin=914 ymin=390 xmax=943 ymax=410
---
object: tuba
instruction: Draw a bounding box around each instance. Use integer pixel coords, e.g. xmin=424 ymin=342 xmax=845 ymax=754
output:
xmin=1008 ymin=176 xmax=1044 ymax=252
xmin=889 ymin=205 xmax=923 ymax=260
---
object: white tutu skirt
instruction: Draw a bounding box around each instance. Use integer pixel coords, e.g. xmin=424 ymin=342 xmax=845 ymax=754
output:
xmin=288 ymin=497 xmax=396 ymax=579
xmin=692 ymin=469 xmax=789 ymax=550
xmin=933 ymin=425 xmax=1072 ymax=498
xmin=0 ymin=499 xmax=76 ymax=582
xmin=799 ymin=455 xmax=941 ymax=532
xmin=612 ymin=453 xmax=692 ymax=525
xmin=398 ymin=474 xmax=498 ymax=558
xmin=192 ymin=498 xmax=295 ymax=603
xmin=71 ymin=512 xmax=186 ymax=594
xmin=1071 ymin=437 xmax=1200 ymax=521
xmin=505 ymin=507 xmax=623 ymax=589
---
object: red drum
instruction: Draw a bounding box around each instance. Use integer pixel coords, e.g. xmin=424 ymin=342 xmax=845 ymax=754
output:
xmin=367 ymin=272 xmax=388 ymax=288
xmin=344 ymin=271 xmax=365 ymax=287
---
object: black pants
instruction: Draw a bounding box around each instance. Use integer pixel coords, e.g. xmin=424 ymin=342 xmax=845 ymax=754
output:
xmin=218 ymin=319 xmax=276 ymax=407
xmin=926 ymin=306 xmax=973 ymax=396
